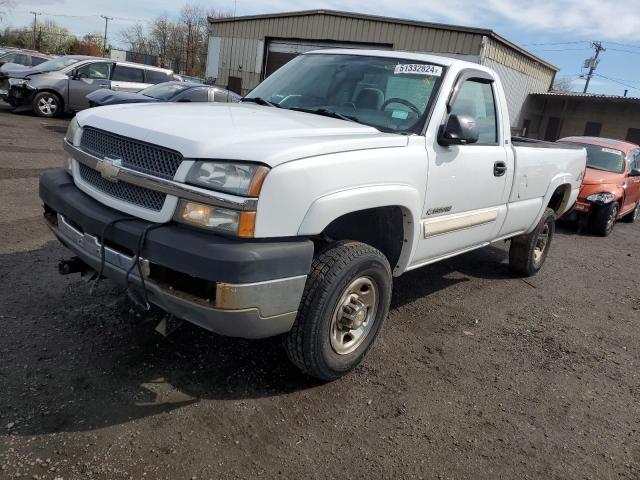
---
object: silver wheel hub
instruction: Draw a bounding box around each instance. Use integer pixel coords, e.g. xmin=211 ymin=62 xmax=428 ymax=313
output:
xmin=533 ymin=223 xmax=550 ymax=266
xmin=330 ymin=276 xmax=378 ymax=355
xmin=38 ymin=96 xmax=57 ymax=115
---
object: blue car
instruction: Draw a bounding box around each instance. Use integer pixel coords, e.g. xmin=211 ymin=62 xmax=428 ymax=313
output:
xmin=86 ymin=81 xmax=241 ymax=107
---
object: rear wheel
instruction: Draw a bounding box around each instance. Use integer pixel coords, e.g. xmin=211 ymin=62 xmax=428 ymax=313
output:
xmin=509 ymin=208 xmax=555 ymax=277
xmin=622 ymin=201 xmax=640 ymax=223
xmin=591 ymin=202 xmax=619 ymax=236
xmin=32 ymin=91 xmax=62 ymax=118
xmin=284 ymin=241 xmax=392 ymax=381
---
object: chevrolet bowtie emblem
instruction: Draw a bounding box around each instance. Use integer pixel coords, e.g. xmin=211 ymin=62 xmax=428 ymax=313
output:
xmin=96 ymin=156 xmax=122 ymax=182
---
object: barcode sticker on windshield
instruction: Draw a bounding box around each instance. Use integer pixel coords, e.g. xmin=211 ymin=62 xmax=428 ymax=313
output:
xmin=394 ymin=64 xmax=442 ymax=76
xmin=602 ymin=148 xmax=620 ymax=155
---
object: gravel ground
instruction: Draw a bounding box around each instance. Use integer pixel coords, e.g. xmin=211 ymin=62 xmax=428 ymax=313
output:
xmin=0 ymin=104 xmax=639 ymax=480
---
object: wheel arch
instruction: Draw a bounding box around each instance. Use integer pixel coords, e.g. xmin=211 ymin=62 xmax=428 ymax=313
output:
xmin=298 ymin=185 xmax=421 ymax=275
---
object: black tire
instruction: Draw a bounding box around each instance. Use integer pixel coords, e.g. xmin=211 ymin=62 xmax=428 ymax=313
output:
xmin=32 ymin=91 xmax=62 ymax=118
xmin=509 ymin=208 xmax=555 ymax=277
xmin=622 ymin=201 xmax=640 ymax=223
xmin=590 ymin=202 xmax=619 ymax=236
xmin=285 ymin=241 xmax=392 ymax=381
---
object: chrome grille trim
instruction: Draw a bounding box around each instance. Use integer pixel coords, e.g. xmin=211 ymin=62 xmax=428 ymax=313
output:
xmin=80 ymin=127 xmax=183 ymax=179
xmin=65 ymin=139 xmax=258 ymax=211
xmin=79 ymin=163 xmax=166 ymax=211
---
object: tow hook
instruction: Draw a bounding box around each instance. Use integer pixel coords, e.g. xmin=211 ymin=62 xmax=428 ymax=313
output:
xmin=59 ymin=256 xmax=91 ymax=276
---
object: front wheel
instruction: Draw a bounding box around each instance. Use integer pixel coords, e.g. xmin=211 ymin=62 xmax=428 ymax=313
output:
xmin=285 ymin=241 xmax=392 ymax=381
xmin=509 ymin=208 xmax=555 ymax=277
xmin=32 ymin=91 xmax=62 ymax=117
xmin=591 ymin=202 xmax=619 ymax=236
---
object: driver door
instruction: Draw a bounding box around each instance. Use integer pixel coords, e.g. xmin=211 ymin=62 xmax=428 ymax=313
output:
xmin=68 ymin=61 xmax=112 ymax=110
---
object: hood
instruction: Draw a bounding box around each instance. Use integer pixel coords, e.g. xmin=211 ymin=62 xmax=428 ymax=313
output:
xmin=0 ymin=63 xmax=32 ymax=78
xmin=86 ymin=88 xmax=158 ymax=106
xmin=76 ymin=103 xmax=408 ymax=167
xmin=582 ymin=167 xmax=624 ymax=186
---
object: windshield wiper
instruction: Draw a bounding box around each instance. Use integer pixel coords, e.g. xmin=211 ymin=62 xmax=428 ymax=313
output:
xmin=241 ymin=97 xmax=280 ymax=108
xmin=288 ymin=107 xmax=358 ymax=123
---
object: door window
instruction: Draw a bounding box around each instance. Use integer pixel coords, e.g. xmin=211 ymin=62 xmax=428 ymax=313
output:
xmin=112 ymin=65 xmax=144 ymax=83
xmin=145 ymin=70 xmax=172 ymax=84
xmin=31 ymin=56 xmax=49 ymax=66
xmin=628 ymin=150 xmax=640 ymax=172
xmin=450 ymin=80 xmax=498 ymax=145
xmin=2 ymin=53 xmax=28 ymax=65
xmin=76 ymin=62 xmax=111 ymax=80
xmin=177 ymin=87 xmax=208 ymax=102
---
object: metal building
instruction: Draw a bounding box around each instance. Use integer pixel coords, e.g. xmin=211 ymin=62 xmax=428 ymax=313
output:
xmin=206 ymin=9 xmax=558 ymax=129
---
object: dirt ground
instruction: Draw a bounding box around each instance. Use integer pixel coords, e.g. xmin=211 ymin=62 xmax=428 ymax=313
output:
xmin=0 ymin=103 xmax=639 ymax=480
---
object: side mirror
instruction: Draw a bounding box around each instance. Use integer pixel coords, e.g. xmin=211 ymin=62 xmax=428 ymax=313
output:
xmin=438 ymin=114 xmax=479 ymax=146
xmin=630 ymin=168 xmax=640 ymax=177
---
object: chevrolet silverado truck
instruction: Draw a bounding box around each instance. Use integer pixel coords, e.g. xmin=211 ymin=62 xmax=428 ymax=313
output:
xmin=40 ymin=50 xmax=586 ymax=380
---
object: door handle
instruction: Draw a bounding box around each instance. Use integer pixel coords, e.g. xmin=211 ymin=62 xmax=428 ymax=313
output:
xmin=494 ymin=161 xmax=507 ymax=177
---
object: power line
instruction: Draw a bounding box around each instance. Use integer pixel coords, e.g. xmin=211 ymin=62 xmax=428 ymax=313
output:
xmin=521 ymin=40 xmax=589 ymax=46
xmin=607 ymin=47 xmax=640 ymax=55
xmin=593 ymin=73 xmax=640 ymax=92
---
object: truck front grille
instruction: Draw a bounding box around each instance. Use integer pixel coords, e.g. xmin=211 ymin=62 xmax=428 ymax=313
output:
xmin=79 ymin=163 xmax=166 ymax=211
xmin=80 ymin=127 xmax=183 ymax=179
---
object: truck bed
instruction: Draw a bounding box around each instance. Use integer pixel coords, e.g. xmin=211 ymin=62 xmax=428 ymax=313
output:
xmin=512 ymin=136 xmax=584 ymax=150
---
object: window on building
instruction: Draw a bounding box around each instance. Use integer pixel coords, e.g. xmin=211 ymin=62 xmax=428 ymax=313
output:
xmin=449 ymin=80 xmax=498 ymax=145
xmin=584 ymin=121 xmax=602 ymax=136
xmin=626 ymin=128 xmax=640 ymax=145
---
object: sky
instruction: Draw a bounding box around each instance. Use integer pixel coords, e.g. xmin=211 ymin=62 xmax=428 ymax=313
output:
xmin=3 ymin=0 xmax=640 ymax=96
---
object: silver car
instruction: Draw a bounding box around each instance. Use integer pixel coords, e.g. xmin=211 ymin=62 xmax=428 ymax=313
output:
xmin=1 ymin=55 xmax=178 ymax=117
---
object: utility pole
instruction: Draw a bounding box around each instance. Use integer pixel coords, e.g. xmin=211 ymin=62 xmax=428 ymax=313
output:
xmin=186 ymin=20 xmax=192 ymax=76
xmin=100 ymin=15 xmax=112 ymax=56
xmin=583 ymin=41 xmax=605 ymax=93
xmin=29 ymin=11 xmax=41 ymax=50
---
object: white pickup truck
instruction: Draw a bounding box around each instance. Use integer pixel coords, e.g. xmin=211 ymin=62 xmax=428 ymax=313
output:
xmin=40 ymin=50 xmax=586 ymax=380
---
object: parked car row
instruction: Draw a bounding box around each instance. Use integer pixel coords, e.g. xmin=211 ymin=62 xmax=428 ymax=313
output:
xmin=0 ymin=54 xmax=241 ymax=117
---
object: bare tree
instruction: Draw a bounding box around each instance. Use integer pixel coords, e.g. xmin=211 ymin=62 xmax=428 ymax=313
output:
xmin=0 ymin=0 xmax=14 ymax=23
xmin=553 ymin=76 xmax=575 ymax=92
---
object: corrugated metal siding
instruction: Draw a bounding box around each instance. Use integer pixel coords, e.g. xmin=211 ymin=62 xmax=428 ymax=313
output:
xmin=210 ymin=14 xmax=485 ymax=93
xmin=483 ymin=58 xmax=552 ymax=128
xmin=209 ymin=13 xmax=556 ymax=116
xmin=483 ymin=38 xmax=555 ymax=83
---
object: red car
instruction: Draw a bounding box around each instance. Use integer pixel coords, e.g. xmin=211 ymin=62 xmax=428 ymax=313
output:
xmin=560 ymin=136 xmax=640 ymax=236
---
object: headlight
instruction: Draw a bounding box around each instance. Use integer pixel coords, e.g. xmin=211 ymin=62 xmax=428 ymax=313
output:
xmin=185 ymin=161 xmax=269 ymax=196
xmin=175 ymin=200 xmax=256 ymax=237
xmin=8 ymin=78 xmax=33 ymax=89
xmin=586 ymin=192 xmax=615 ymax=204
xmin=65 ymin=118 xmax=80 ymax=144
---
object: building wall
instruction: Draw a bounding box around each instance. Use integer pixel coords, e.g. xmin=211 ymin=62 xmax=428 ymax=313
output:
xmin=481 ymin=38 xmax=556 ymax=128
xmin=520 ymin=96 xmax=640 ymax=142
xmin=207 ymin=12 xmax=557 ymax=127
xmin=208 ymin=13 xmax=485 ymax=94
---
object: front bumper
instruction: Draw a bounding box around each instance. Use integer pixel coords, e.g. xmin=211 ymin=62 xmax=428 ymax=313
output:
xmin=40 ymin=169 xmax=314 ymax=339
xmin=4 ymin=85 xmax=33 ymax=108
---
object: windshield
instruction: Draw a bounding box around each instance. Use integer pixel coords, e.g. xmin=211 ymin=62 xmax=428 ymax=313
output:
xmin=577 ymin=144 xmax=626 ymax=173
xmin=245 ymin=54 xmax=444 ymax=133
xmin=33 ymin=57 xmax=82 ymax=73
xmin=141 ymin=83 xmax=194 ymax=100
